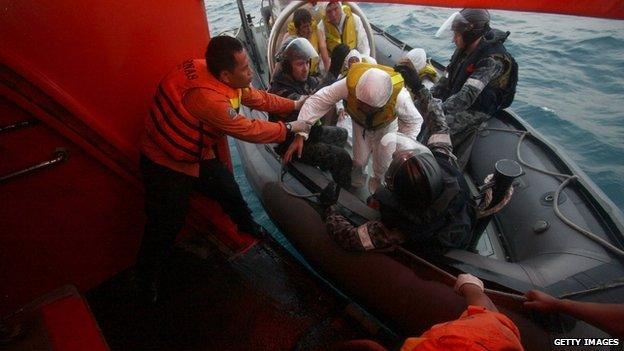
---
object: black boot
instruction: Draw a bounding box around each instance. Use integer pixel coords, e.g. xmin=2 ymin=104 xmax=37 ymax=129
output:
xmin=320 ymin=181 xmax=341 ymax=207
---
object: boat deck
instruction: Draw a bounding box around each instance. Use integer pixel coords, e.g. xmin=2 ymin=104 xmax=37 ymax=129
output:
xmin=86 ymin=230 xmax=395 ymax=350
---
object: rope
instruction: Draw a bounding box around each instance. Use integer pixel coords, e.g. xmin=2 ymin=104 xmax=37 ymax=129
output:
xmin=395 ymin=246 xmax=526 ymax=302
xmin=477 ymin=173 xmax=515 ymax=219
xmin=480 ymin=128 xmax=624 ymax=258
xmin=553 ymin=176 xmax=624 ymax=257
xmin=557 ymin=278 xmax=624 ymax=299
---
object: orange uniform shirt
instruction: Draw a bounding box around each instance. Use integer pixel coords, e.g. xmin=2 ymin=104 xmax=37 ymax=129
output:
xmin=142 ymin=71 xmax=294 ymax=177
xmin=401 ymin=306 xmax=524 ymax=351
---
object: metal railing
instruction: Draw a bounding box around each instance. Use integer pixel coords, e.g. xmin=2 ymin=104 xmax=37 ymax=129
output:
xmin=0 ymin=118 xmax=40 ymax=134
xmin=0 ymin=148 xmax=69 ymax=183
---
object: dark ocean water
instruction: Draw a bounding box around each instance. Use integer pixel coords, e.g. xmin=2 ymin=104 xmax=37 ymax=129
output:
xmin=205 ymin=1 xmax=624 ymax=235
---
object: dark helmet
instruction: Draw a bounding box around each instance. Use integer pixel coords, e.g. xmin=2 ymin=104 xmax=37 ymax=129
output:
xmin=277 ymin=37 xmax=318 ymax=63
xmin=385 ymin=149 xmax=444 ymax=208
xmin=452 ymin=8 xmax=491 ymax=45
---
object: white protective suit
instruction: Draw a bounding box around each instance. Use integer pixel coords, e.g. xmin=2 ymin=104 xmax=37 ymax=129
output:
xmin=335 ymin=49 xmax=377 ymax=129
xmin=343 ymin=49 xmax=376 ymax=72
xmin=404 ymin=48 xmax=436 ymax=89
xmin=297 ymin=69 xmax=423 ymax=193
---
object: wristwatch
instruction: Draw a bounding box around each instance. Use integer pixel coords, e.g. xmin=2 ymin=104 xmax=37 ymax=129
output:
xmin=285 ymin=122 xmax=292 ymax=132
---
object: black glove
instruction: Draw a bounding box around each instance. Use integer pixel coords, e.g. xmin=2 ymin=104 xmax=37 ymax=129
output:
xmin=328 ymin=44 xmax=351 ymax=77
xmin=319 ymin=181 xmax=341 ymax=207
xmin=394 ymin=64 xmax=423 ymax=93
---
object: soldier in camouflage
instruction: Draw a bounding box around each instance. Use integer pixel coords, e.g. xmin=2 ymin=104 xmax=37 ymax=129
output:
xmin=322 ymin=63 xmax=476 ymax=252
xmin=432 ymin=9 xmax=518 ymax=169
xmin=269 ymin=38 xmax=352 ymax=188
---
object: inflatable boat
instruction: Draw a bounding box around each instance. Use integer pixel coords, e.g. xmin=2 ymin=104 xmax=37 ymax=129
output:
xmin=2 ymin=0 xmax=622 ymax=349
xmin=234 ymin=1 xmax=624 ymax=347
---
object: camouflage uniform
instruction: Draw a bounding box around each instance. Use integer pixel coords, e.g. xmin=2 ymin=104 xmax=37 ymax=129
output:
xmin=432 ymin=29 xmax=517 ymax=169
xmin=433 ymin=56 xmax=504 ymax=119
xmin=269 ymin=69 xmax=352 ymax=187
xmin=324 ymin=87 xmax=458 ymax=251
xmin=432 ymin=57 xmax=503 ymax=170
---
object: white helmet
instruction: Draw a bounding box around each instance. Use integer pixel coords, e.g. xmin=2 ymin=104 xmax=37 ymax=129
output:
xmin=355 ymin=68 xmax=392 ymax=107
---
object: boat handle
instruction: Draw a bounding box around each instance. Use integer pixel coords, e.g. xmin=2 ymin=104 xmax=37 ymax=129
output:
xmin=0 ymin=147 xmax=69 ymax=183
xmin=0 ymin=118 xmax=40 ymax=134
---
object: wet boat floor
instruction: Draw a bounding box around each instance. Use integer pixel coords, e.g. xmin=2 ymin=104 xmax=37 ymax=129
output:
xmin=87 ymin=232 xmax=392 ymax=350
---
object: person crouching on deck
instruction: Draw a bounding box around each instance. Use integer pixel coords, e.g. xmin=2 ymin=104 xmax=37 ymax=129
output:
xmin=321 ymin=63 xmax=476 ymax=253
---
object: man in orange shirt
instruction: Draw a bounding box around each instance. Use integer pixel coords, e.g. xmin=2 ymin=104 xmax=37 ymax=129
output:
xmin=138 ymin=36 xmax=310 ymax=302
xmin=335 ymin=274 xmax=524 ymax=351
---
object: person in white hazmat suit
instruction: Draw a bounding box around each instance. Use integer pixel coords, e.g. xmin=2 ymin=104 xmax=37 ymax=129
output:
xmin=401 ymin=48 xmax=438 ymax=89
xmin=335 ymin=49 xmax=377 ymax=145
xmin=283 ymin=63 xmax=423 ymax=194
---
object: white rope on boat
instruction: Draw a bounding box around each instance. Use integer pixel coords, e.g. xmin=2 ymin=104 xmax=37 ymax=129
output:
xmin=482 ymin=127 xmax=624 ymax=258
xmin=553 ymin=176 xmax=624 ymax=257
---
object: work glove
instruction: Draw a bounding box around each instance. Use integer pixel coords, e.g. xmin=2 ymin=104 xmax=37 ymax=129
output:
xmin=454 ymin=273 xmax=484 ymax=295
xmin=394 ymin=64 xmax=424 ymax=93
xmin=287 ymin=120 xmax=312 ymax=134
xmin=294 ymin=95 xmax=309 ymax=110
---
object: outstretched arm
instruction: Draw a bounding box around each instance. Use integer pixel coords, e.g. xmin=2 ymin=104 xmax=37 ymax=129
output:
xmin=185 ymin=89 xmax=287 ymax=143
xmin=394 ymin=63 xmax=454 ymax=156
xmin=296 ymin=78 xmax=348 ymax=139
xmin=324 ymin=206 xmax=406 ymax=251
xmin=455 ymin=274 xmax=497 ymax=311
xmin=412 ymin=86 xmax=454 ymax=157
xmin=524 ymin=290 xmax=624 ymax=338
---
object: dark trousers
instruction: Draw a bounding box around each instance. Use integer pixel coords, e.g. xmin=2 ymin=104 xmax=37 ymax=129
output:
xmin=137 ymin=155 xmax=256 ymax=280
xmin=447 ymin=110 xmax=491 ymax=171
xmin=303 ymin=125 xmax=352 ymax=188
xmin=276 ymin=125 xmax=352 ymax=188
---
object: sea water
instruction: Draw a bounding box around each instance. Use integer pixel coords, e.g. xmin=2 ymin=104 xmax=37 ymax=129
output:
xmin=205 ymin=2 xmax=624 ymax=237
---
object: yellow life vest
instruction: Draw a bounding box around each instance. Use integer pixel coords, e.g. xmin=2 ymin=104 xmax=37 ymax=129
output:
xmin=323 ymin=5 xmax=357 ymax=53
xmin=287 ymin=20 xmax=321 ymax=74
xmin=419 ymin=62 xmax=438 ymax=82
xmin=341 ymin=55 xmax=375 ymax=76
xmin=345 ymin=62 xmax=404 ymax=130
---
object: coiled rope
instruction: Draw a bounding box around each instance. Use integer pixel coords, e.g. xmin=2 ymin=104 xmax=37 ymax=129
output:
xmin=483 ymin=127 xmax=624 ymax=258
xmin=476 ymin=173 xmax=515 ymax=219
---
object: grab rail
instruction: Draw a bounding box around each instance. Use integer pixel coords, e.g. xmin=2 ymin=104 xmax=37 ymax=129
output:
xmin=0 ymin=118 xmax=40 ymax=134
xmin=0 ymin=148 xmax=69 ymax=183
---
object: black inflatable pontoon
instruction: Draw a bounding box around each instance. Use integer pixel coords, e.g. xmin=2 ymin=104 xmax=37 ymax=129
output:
xmin=233 ymin=2 xmax=624 ymax=348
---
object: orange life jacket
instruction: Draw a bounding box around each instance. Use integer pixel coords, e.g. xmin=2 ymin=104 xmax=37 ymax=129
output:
xmin=145 ymin=59 xmax=240 ymax=162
